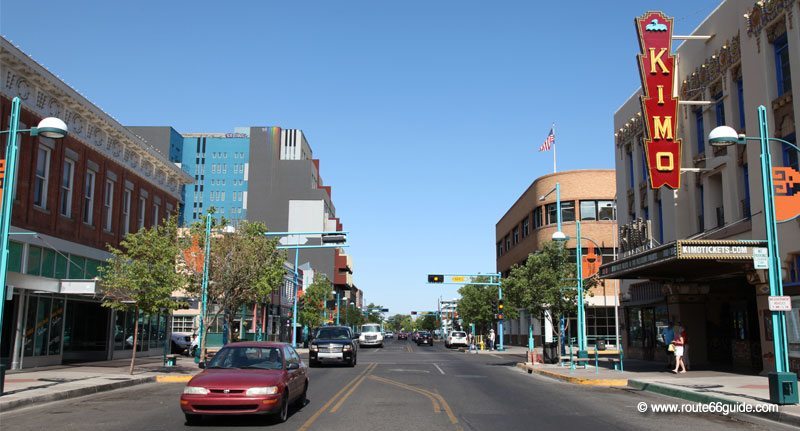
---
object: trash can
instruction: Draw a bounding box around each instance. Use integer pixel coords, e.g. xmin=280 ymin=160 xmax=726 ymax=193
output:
xmin=596 ymin=340 xmax=606 ymax=351
xmin=543 ymin=342 xmax=559 ymax=364
xmin=768 ymin=372 xmax=799 ymax=405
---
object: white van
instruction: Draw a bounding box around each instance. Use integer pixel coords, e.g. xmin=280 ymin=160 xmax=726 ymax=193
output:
xmin=359 ymin=323 xmax=384 ymax=347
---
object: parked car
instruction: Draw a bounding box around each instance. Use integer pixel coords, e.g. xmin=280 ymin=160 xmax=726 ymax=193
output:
xmin=397 ymin=332 xmax=408 ymax=340
xmin=180 ymin=342 xmax=308 ymax=425
xmin=358 ymin=323 xmax=384 ymax=348
xmin=172 ymin=332 xmax=193 ymax=354
xmin=309 ymin=326 xmax=358 ymax=367
xmin=416 ymin=331 xmax=433 ymax=346
xmin=445 ymin=331 xmax=468 ymax=348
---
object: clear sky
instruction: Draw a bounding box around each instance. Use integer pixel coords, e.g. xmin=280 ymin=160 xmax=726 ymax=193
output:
xmin=2 ymin=1 xmax=720 ymax=315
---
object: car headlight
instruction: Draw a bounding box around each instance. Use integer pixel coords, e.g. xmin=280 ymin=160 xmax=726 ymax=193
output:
xmin=343 ymin=344 xmax=352 ymax=351
xmin=310 ymin=344 xmax=319 ymax=351
xmin=246 ymin=386 xmax=278 ymax=396
xmin=183 ymin=386 xmax=209 ymax=395
xmin=359 ymin=335 xmax=365 ymax=340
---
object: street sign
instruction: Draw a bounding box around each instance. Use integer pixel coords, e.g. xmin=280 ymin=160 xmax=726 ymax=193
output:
xmin=753 ymin=247 xmax=769 ymax=269
xmin=451 ymin=276 xmax=466 ymax=282
xmin=279 ymin=235 xmax=308 ymax=246
xmin=768 ymin=296 xmax=792 ymax=312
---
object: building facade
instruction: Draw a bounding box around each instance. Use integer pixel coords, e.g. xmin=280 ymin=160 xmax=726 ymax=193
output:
xmin=496 ymin=170 xmax=618 ymax=347
xmin=606 ymin=0 xmax=800 ymax=374
xmin=0 ymin=37 xmax=193 ymax=369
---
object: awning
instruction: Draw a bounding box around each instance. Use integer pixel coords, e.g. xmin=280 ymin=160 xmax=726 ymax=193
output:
xmin=600 ymin=239 xmax=767 ymax=281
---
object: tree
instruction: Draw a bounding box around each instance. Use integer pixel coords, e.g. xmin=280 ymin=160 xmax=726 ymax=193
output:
xmin=299 ymin=274 xmax=333 ymax=329
xmin=503 ymin=241 xmax=594 ymax=354
xmin=386 ymin=314 xmax=412 ymax=332
xmin=342 ymin=302 xmax=365 ymax=328
xmin=99 ymin=216 xmax=185 ymax=375
xmin=185 ymin=220 xmax=286 ymax=354
xmin=364 ymin=303 xmax=384 ymax=324
xmin=457 ymin=278 xmax=497 ymax=334
xmin=418 ymin=314 xmax=438 ymax=332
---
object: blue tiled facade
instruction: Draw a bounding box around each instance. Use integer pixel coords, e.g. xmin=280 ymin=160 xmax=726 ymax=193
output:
xmin=181 ymin=133 xmax=250 ymax=226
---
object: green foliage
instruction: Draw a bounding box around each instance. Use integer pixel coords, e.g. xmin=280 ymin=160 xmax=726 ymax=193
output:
xmin=386 ymin=314 xmax=412 ymax=332
xmin=457 ymin=277 xmax=497 ymax=332
xmin=503 ymin=241 xmax=594 ymax=334
xmin=418 ymin=314 xmax=437 ymax=331
xmin=341 ymin=302 xmax=365 ymax=328
xmin=299 ymin=274 xmax=333 ymax=328
xmin=364 ymin=303 xmax=383 ymax=324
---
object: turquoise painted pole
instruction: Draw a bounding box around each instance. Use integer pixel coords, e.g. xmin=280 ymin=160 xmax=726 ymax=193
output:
xmin=0 ymin=97 xmax=21 ymax=359
xmin=335 ymin=290 xmax=340 ymax=325
xmin=576 ymin=221 xmax=587 ymax=357
xmin=497 ymin=279 xmax=504 ymax=351
xmin=556 ymin=182 xmax=562 ymax=234
xmin=195 ymin=213 xmax=212 ymax=363
xmin=758 ymin=105 xmax=789 ymax=373
xmin=291 ymin=248 xmax=299 ymax=347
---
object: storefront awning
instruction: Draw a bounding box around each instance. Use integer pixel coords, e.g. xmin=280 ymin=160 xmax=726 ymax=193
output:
xmin=600 ymin=239 xmax=767 ymax=281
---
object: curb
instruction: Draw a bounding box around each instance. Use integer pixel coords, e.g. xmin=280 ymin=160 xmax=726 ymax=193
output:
xmin=516 ymin=363 xmax=628 ymax=387
xmin=628 ymin=379 xmax=800 ymax=428
xmin=0 ymin=376 xmax=156 ymax=413
xmin=155 ymin=375 xmax=193 ymax=383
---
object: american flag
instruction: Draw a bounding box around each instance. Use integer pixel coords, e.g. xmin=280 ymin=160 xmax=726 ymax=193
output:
xmin=539 ymin=128 xmax=555 ymax=152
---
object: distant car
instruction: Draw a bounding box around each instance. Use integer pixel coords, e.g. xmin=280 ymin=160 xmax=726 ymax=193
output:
xmin=416 ymin=331 xmax=433 ymax=346
xmin=172 ymin=332 xmax=193 ymax=354
xmin=359 ymin=324 xmax=384 ymax=348
xmin=397 ymin=332 xmax=408 ymax=340
xmin=445 ymin=331 xmax=468 ymax=348
xmin=411 ymin=331 xmax=420 ymax=342
xmin=180 ymin=342 xmax=308 ymax=425
xmin=309 ymin=326 xmax=358 ymax=367
xmin=384 ymin=331 xmax=394 ymax=339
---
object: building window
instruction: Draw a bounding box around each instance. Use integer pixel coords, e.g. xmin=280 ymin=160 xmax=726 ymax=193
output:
xmin=533 ymin=207 xmax=542 ymax=229
xmin=33 ymin=147 xmax=51 ymax=209
xmin=138 ymin=196 xmax=147 ymax=230
xmin=580 ymin=201 xmax=597 ymax=221
xmin=783 ymin=133 xmax=799 ymax=171
xmin=626 ymin=149 xmax=634 ymax=188
xmin=172 ymin=316 xmax=194 ymax=333
xmin=561 ymin=201 xmax=576 ymax=222
xmin=736 ymin=77 xmax=745 ymax=129
xmin=545 ymin=203 xmax=558 ymax=225
xmin=521 ymin=217 xmax=529 ymax=238
xmin=713 ymin=92 xmax=725 ymax=127
xmin=59 ymin=159 xmax=75 ymax=217
xmin=742 ymin=164 xmax=751 ymax=218
xmin=83 ymin=171 xmax=96 ymax=225
xmin=598 ymin=201 xmax=615 ymax=220
xmin=504 ymin=234 xmax=510 ymax=252
xmin=695 ymin=109 xmax=705 ymax=154
xmin=122 ymin=189 xmax=132 ymax=234
xmin=104 ymin=179 xmax=114 ymax=231
xmin=512 ymin=226 xmax=519 ymax=245
xmin=774 ymin=33 xmax=792 ymax=96
xmin=154 ymin=203 xmax=160 ymax=224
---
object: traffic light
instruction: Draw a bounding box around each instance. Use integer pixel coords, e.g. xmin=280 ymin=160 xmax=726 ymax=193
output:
xmin=411 ymin=311 xmax=417 ymax=315
xmin=498 ymin=299 xmax=504 ymax=313
xmin=428 ymin=274 xmax=444 ymax=283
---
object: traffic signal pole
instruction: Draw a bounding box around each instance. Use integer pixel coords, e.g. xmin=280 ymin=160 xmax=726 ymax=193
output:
xmin=497 ymin=287 xmax=504 ymax=351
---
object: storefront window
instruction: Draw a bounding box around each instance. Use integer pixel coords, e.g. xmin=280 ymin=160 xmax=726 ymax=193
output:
xmin=114 ymin=310 xmax=125 ymax=350
xmin=33 ymin=297 xmax=51 ymax=356
xmin=149 ymin=313 xmax=159 ymax=348
xmin=654 ymin=306 xmax=669 ymax=346
xmin=124 ymin=309 xmax=136 ymax=350
xmin=48 ymin=298 xmax=65 ymax=355
xmin=139 ymin=313 xmax=149 ymax=351
xmin=627 ymin=308 xmax=642 ymax=348
xmin=788 ymin=298 xmax=800 ymax=356
xmin=159 ymin=314 xmax=168 ymax=348
xmin=23 ymin=296 xmax=38 ymax=356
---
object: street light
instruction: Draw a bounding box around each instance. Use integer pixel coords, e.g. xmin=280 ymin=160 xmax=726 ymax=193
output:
xmin=540 ymin=182 xmax=567 ymax=241
xmin=0 ymin=97 xmax=67 ymax=386
xmin=708 ymin=105 xmax=799 ymax=404
xmin=332 ymin=289 xmax=340 ymax=325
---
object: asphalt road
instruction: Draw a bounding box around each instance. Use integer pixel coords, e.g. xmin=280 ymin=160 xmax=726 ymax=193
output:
xmin=0 ymin=339 xmax=789 ymax=431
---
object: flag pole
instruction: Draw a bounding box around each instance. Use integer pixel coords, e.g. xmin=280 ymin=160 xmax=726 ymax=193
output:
xmin=552 ymin=122 xmax=557 ymax=173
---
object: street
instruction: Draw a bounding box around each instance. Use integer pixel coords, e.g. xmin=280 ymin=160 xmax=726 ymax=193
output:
xmin=0 ymin=339 xmax=782 ymax=431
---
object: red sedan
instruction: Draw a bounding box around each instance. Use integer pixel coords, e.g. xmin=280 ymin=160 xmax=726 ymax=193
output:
xmin=180 ymin=342 xmax=308 ymax=424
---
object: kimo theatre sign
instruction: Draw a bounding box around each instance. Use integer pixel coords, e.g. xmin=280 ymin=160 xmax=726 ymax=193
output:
xmin=636 ymin=11 xmax=681 ymax=189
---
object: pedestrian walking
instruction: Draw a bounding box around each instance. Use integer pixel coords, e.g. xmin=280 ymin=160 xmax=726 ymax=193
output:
xmin=662 ymin=321 xmax=675 ymax=369
xmin=467 ymin=332 xmax=476 ymax=353
xmin=488 ymin=329 xmax=496 ymax=351
xmin=671 ymin=324 xmax=687 ymax=374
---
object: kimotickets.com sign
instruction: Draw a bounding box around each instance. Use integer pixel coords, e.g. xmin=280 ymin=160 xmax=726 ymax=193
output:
xmin=636 ymin=11 xmax=682 ymax=189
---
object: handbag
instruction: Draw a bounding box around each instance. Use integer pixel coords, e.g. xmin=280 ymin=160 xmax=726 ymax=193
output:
xmin=668 ymin=343 xmax=675 ymax=352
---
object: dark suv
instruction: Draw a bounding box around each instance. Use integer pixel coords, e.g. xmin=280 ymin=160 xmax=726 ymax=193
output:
xmin=309 ymin=326 xmax=358 ymax=367
xmin=415 ymin=331 xmax=433 ymax=346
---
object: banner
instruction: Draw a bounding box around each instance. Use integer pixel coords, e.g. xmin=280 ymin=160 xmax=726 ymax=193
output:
xmin=774 ymin=166 xmax=800 ymax=222
xmin=636 ymin=11 xmax=682 ymax=189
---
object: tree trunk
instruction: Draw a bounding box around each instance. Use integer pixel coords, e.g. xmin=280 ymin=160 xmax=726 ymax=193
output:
xmin=225 ymin=309 xmax=235 ymax=344
xmin=129 ymin=306 xmax=139 ymax=375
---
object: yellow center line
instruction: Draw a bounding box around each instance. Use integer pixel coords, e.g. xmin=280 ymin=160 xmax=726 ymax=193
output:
xmin=368 ymin=374 xmax=459 ymax=425
xmin=297 ymin=363 xmax=376 ymax=431
xmin=369 ymin=375 xmax=441 ymax=413
xmin=329 ymin=363 xmax=377 ymax=413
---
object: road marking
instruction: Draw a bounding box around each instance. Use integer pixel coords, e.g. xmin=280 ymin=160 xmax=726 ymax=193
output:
xmin=298 ymin=363 xmax=376 ymax=431
xmin=368 ymin=375 xmax=460 ymax=426
xmin=388 ymin=368 xmax=430 ymax=373
xmin=329 ymin=363 xmax=376 ymax=413
xmin=433 ymin=363 xmax=445 ymax=375
xmin=454 ymin=375 xmax=485 ymax=378
xmin=369 ymin=375 xmax=441 ymax=413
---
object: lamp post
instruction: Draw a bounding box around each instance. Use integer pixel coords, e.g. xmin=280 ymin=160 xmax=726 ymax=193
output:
xmin=195 ymin=213 xmax=212 ymax=363
xmin=709 ymin=105 xmax=799 ymax=404
xmin=539 ymin=182 xmax=568 ymax=355
xmin=333 ymin=289 xmax=340 ymax=325
xmin=0 ymin=97 xmax=67 ymax=383
xmin=264 ymin=230 xmax=348 ymax=347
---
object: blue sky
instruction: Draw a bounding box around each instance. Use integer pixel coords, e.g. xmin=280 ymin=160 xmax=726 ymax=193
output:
xmin=1 ymin=1 xmax=720 ymax=315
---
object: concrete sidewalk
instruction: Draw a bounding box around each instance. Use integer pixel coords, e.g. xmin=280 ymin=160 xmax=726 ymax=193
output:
xmin=516 ymin=358 xmax=800 ymax=427
xmin=0 ymin=355 xmax=200 ymax=412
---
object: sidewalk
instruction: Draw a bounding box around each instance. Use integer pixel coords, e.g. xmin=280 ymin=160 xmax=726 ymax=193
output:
xmin=1 ymin=355 xmax=200 ymax=413
xmin=516 ymin=357 xmax=800 ymax=427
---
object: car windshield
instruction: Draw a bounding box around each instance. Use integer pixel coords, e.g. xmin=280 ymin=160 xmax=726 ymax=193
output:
xmin=207 ymin=346 xmax=283 ymax=370
xmin=420 ymin=332 xmax=430 ymax=336
xmin=362 ymin=325 xmax=381 ymax=333
xmin=316 ymin=328 xmax=351 ymax=339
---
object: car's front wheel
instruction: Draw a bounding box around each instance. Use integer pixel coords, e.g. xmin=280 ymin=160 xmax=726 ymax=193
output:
xmin=185 ymin=413 xmax=202 ymax=426
xmin=294 ymin=381 xmax=308 ymax=408
xmin=276 ymin=391 xmax=289 ymax=423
